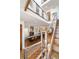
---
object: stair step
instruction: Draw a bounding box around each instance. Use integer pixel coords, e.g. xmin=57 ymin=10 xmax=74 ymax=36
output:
xmin=54 ymin=39 xmax=59 ymax=46
xmin=53 ymin=44 xmax=59 ymax=52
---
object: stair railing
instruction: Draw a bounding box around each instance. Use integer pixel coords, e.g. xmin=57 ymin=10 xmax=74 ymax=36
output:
xmin=24 ymin=0 xmax=49 ymax=21
xmin=48 ymin=19 xmax=58 ymax=59
xmin=24 ymin=41 xmax=41 ymax=59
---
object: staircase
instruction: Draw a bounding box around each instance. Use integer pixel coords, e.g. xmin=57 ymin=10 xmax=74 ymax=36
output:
xmin=23 ymin=20 xmax=59 ymax=59
xmin=53 ymin=20 xmax=59 ymax=52
xmin=21 ymin=0 xmax=59 ymax=59
xmin=24 ymin=0 xmax=49 ymax=21
xmin=47 ymin=19 xmax=59 ymax=59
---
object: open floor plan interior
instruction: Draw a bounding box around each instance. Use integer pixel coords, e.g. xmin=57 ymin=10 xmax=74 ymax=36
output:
xmin=20 ymin=0 xmax=59 ymax=59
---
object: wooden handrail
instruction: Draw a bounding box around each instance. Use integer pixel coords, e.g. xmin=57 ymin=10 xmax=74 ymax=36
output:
xmin=24 ymin=0 xmax=31 ymax=11
xmin=48 ymin=20 xmax=58 ymax=59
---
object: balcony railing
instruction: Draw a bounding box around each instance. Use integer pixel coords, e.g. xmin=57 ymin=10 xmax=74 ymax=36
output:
xmin=26 ymin=0 xmax=49 ymax=21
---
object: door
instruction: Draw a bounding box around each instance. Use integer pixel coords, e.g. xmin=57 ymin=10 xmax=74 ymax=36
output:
xmin=20 ymin=24 xmax=22 ymax=50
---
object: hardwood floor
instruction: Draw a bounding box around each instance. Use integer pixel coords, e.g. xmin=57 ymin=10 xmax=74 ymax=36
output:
xmin=20 ymin=38 xmax=41 ymax=59
xmin=28 ymin=48 xmax=41 ymax=59
xmin=20 ymin=34 xmax=59 ymax=59
xmin=51 ymin=50 xmax=59 ymax=59
xmin=25 ymin=38 xmax=41 ymax=47
xmin=20 ymin=50 xmax=24 ymax=59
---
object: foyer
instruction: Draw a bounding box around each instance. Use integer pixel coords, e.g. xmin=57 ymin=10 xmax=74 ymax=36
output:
xmin=20 ymin=0 xmax=59 ymax=59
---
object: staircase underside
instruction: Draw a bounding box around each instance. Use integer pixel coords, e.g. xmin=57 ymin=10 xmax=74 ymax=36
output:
xmin=20 ymin=10 xmax=51 ymax=26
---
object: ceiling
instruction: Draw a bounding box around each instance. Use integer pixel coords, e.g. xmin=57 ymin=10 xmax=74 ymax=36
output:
xmin=41 ymin=0 xmax=59 ymax=12
xmin=20 ymin=9 xmax=51 ymax=27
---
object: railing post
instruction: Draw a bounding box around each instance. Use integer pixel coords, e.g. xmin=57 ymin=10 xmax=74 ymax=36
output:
xmin=24 ymin=0 xmax=31 ymax=11
xmin=48 ymin=20 xmax=57 ymax=59
xmin=41 ymin=31 xmax=48 ymax=59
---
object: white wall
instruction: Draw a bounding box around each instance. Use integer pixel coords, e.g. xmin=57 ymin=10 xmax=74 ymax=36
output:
xmin=24 ymin=27 xmax=29 ymax=37
xmin=34 ymin=26 xmax=40 ymax=34
xmin=20 ymin=0 xmax=27 ymax=9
